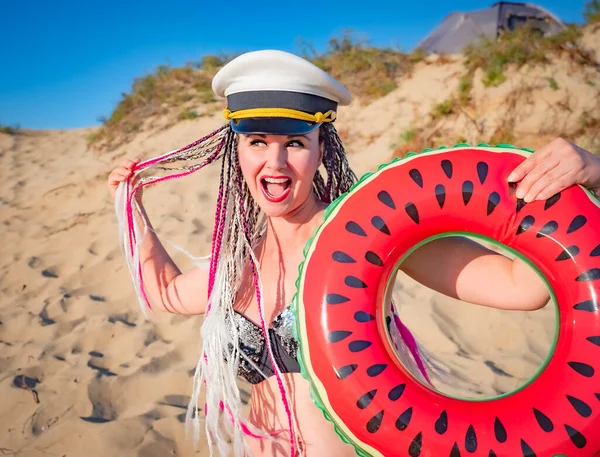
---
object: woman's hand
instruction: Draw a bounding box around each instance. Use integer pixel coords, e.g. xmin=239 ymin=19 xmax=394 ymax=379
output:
xmin=507 ymin=138 xmax=600 ymax=202
xmin=107 ymin=157 xmax=141 ymax=200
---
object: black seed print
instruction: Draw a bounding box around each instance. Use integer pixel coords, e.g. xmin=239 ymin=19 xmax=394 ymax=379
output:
xmin=516 ymin=199 xmax=526 ymax=213
xmin=450 ymin=442 xmax=461 ymax=457
xmin=587 ymin=336 xmax=600 ymax=346
xmin=537 ymin=221 xmax=558 ymax=238
xmin=408 ymin=432 xmax=422 ymax=457
xmin=487 ymin=192 xmax=500 ymax=215
xmin=489 ymin=451 xmax=497 ymax=457
xmin=332 ymin=251 xmax=356 ymax=263
xmin=371 ymin=216 xmax=390 ymax=235
xmin=567 ymin=215 xmax=587 ymax=234
xmin=365 ymin=251 xmax=383 ymax=266
xmin=388 ymin=383 xmax=406 ymax=401
xmin=328 ymin=331 xmax=352 ymax=343
xmin=335 ymin=364 xmax=357 ymax=379
xmin=565 ymin=424 xmax=587 ymax=449
xmin=409 ymin=169 xmax=424 ymax=188
xmin=435 ymin=184 xmax=446 ymax=208
xmin=494 ymin=417 xmax=507 ymax=443
xmin=326 ymin=293 xmax=349 ymax=305
xmin=405 ymin=203 xmax=420 ymax=224
xmin=576 ymin=268 xmax=600 ymax=281
xmin=357 ymin=389 xmax=377 ymax=409
xmin=556 ymin=245 xmax=580 ymax=261
xmin=367 ymin=364 xmax=387 ymax=377
xmin=567 ymin=395 xmax=592 ymax=417
xmin=544 ymin=193 xmax=561 ymax=210
xmin=465 ymin=425 xmax=477 ymax=453
xmin=349 ymin=340 xmax=372 ymax=352
xmin=517 ymin=215 xmax=535 ymax=235
xmin=477 ymin=162 xmax=489 ymax=185
xmin=396 ymin=407 xmax=413 ymax=430
xmin=596 ymin=393 xmax=600 ymax=401
xmin=367 ymin=411 xmax=384 ymax=433
xmin=354 ymin=311 xmax=375 ymax=322
xmin=521 ymin=439 xmax=536 ymax=457
xmin=435 ymin=410 xmax=448 ymax=434
xmin=574 ymin=300 xmax=599 ymax=312
xmin=568 ymin=362 xmax=595 ymax=378
xmin=441 ymin=160 xmax=453 ymax=178
xmin=377 ymin=190 xmax=396 ymax=209
xmin=462 ymin=181 xmax=474 ymax=205
xmin=345 ymin=276 xmax=367 ymax=288
xmin=533 ymin=409 xmax=554 ymax=432
xmin=346 ymin=221 xmax=366 ymax=236
xmin=591 ymin=244 xmax=600 ymax=256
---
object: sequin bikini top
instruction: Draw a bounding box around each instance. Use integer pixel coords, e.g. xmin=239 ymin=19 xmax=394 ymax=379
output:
xmin=226 ymin=307 xmax=300 ymax=385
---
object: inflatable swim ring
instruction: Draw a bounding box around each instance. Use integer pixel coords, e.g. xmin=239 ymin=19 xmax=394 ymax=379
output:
xmin=292 ymin=144 xmax=600 ymax=457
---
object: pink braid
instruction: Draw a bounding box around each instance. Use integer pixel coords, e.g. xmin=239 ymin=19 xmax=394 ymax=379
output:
xmin=233 ymin=170 xmax=297 ymax=457
xmin=124 ymin=132 xmax=226 ymax=310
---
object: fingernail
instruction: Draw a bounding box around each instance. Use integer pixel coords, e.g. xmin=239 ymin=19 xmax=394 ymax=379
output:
xmin=516 ymin=188 xmax=525 ymax=199
xmin=524 ymin=193 xmax=533 ymax=203
xmin=507 ymin=172 xmax=517 ymax=182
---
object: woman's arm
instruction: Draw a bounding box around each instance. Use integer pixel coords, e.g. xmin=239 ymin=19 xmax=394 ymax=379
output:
xmin=134 ymin=205 xmax=209 ymax=315
xmin=109 ymin=158 xmax=209 ymax=315
xmin=401 ymin=237 xmax=549 ymax=311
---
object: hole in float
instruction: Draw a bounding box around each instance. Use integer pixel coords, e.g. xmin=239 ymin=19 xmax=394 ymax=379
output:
xmin=382 ymin=233 xmax=558 ymax=401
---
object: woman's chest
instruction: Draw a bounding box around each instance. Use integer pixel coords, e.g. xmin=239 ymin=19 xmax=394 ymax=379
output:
xmin=234 ymin=253 xmax=304 ymax=324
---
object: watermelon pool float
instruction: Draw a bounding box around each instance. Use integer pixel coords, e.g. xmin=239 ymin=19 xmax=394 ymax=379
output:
xmin=292 ymin=145 xmax=600 ymax=457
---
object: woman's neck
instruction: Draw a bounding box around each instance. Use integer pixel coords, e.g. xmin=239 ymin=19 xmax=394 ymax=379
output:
xmin=263 ymin=196 xmax=327 ymax=257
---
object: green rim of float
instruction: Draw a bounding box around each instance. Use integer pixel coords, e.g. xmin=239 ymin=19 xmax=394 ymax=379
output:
xmin=290 ymin=142 xmax=597 ymax=457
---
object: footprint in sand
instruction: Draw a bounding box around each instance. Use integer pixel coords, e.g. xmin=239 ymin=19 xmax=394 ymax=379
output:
xmin=108 ymin=313 xmax=137 ymax=327
xmin=41 ymin=267 xmax=59 ymax=278
xmin=80 ymin=378 xmax=119 ymax=423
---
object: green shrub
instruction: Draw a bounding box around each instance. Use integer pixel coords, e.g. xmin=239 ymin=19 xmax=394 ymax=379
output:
xmin=463 ymin=23 xmax=582 ymax=87
xmin=178 ymin=109 xmax=200 ymax=121
xmin=584 ymin=0 xmax=600 ymax=24
xmin=305 ymin=30 xmax=412 ymax=100
xmin=431 ymin=98 xmax=455 ymax=119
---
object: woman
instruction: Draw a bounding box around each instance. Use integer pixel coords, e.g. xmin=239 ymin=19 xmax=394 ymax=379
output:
xmin=108 ymin=50 xmax=600 ymax=457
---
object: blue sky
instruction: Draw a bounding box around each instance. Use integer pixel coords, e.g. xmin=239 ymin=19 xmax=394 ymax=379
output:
xmin=0 ymin=0 xmax=582 ymax=130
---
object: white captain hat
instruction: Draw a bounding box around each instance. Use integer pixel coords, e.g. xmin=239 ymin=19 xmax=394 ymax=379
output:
xmin=212 ymin=50 xmax=352 ymax=135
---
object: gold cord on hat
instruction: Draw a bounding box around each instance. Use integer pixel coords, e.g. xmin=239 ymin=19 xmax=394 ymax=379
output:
xmin=223 ymin=107 xmax=336 ymax=124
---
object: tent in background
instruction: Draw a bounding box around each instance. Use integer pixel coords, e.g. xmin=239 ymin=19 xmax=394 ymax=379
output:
xmin=418 ymin=2 xmax=566 ymax=54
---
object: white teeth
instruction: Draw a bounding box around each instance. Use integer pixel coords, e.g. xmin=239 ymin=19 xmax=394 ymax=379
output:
xmin=263 ymin=177 xmax=290 ymax=184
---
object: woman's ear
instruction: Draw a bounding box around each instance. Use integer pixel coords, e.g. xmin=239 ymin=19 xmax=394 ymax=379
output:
xmin=319 ymin=141 xmax=324 ymax=163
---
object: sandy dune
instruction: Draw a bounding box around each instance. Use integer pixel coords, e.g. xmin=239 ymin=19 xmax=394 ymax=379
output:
xmin=1 ymin=37 xmax=597 ymax=455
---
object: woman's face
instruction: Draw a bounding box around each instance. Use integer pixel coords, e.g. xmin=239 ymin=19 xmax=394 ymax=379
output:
xmin=237 ymin=128 xmax=323 ymax=217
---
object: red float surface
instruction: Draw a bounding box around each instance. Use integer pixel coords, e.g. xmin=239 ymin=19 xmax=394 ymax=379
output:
xmin=294 ymin=146 xmax=600 ymax=457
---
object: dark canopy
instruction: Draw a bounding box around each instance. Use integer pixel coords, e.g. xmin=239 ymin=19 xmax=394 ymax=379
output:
xmin=418 ymin=2 xmax=566 ymax=54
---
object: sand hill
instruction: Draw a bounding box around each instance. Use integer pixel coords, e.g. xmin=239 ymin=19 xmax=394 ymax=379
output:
xmin=1 ymin=25 xmax=599 ymax=457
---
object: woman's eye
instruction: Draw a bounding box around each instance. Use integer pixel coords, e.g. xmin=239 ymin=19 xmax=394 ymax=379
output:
xmin=287 ymin=140 xmax=304 ymax=148
xmin=250 ymin=140 xmax=266 ymax=146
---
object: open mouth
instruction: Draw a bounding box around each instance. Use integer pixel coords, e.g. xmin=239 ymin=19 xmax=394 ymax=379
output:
xmin=260 ymin=176 xmax=292 ymax=203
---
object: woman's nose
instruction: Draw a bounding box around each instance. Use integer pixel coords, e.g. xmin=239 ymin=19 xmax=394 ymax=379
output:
xmin=265 ymin=143 xmax=287 ymax=169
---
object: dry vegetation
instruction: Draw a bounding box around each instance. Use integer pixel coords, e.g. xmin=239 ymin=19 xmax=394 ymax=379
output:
xmin=392 ymin=11 xmax=600 ymax=159
xmin=300 ymin=31 xmax=413 ymax=99
xmin=88 ymin=2 xmax=600 ymax=154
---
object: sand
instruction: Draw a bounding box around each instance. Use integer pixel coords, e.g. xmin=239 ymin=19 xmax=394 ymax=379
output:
xmin=2 ymin=37 xmax=598 ymax=455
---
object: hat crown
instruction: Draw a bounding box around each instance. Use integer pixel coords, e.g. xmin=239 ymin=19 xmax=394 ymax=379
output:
xmin=212 ymin=50 xmax=352 ymax=106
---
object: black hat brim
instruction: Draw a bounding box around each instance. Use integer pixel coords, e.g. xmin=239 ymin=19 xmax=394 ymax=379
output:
xmin=230 ymin=118 xmax=320 ymax=135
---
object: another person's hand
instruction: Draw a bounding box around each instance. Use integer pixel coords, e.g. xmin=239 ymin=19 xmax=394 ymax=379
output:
xmin=107 ymin=157 xmax=141 ymax=200
xmin=507 ymin=138 xmax=600 ymax=202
